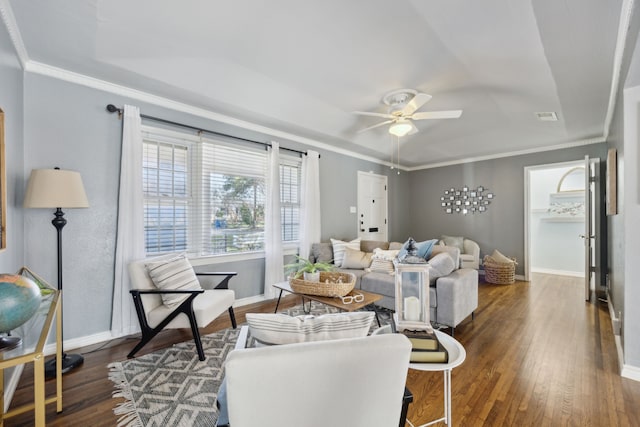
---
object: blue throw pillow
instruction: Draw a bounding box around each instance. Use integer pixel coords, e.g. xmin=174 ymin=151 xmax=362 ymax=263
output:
xmin=397 ymin=238 xmax=438 ymax=260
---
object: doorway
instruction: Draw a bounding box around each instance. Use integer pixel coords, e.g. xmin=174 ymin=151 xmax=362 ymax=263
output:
xmin=525 ymin=160 xmax=586 ymax=280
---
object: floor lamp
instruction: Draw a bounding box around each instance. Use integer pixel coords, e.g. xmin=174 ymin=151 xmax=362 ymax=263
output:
xmin=23 ymin=167 xmax=89 ymax=377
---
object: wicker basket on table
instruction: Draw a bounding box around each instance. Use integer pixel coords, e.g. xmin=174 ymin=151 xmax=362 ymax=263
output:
xmin=289 ymin=272 xmax=356 ymax=297
xmin=483 ymin=255 xmax=517 ymax=285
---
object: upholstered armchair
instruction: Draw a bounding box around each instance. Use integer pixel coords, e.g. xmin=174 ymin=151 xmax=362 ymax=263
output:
xmin=127 ymin=253 xmax=236 ymax=361
xmin=440 ymin=236 xmax=480 ymax=270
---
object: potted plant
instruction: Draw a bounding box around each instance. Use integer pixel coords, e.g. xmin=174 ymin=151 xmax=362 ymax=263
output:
xmin=285 ymin=255 xmax=334 ymax=282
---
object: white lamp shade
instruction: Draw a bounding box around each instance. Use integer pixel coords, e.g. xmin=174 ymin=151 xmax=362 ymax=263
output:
xmin=23 ymin=169 xmax=89 ymax=208
xmin=389 ymin=121 xmax=413 ymax=137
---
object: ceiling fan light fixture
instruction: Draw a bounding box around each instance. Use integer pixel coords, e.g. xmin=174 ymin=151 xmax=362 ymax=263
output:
xmin=389 ymin=121 xmax=412 ymax=137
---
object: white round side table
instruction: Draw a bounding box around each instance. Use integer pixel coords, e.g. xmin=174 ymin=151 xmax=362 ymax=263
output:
xmin=373 ymin=325 xmax=466 ymax=427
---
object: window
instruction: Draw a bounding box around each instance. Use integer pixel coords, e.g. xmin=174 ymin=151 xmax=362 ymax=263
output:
xmin=280 ymin=161 xmax=300 ymax=242
xmin=142 ymin=127 xmax=301 ymax=256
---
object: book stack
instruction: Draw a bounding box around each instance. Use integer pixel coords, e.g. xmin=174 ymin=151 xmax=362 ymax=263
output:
xmin=390 ymin=318 xmax=448 ymax=363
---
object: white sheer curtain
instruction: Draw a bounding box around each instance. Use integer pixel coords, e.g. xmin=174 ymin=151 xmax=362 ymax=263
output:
xmin=264 ymin=142 xmax=284 ymax=299
xmin=299 ymin=150 xmax=321 ymax=260
xmin=110 ymin=105 xmax=145 ymax=338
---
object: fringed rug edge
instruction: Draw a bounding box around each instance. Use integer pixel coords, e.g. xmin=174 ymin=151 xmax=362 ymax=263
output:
xmin=108 ymin=362 xmax=144 ymax=427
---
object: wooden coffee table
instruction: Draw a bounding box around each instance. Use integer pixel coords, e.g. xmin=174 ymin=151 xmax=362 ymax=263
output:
xmin=272 ymin=281 xmax=384 ymax=326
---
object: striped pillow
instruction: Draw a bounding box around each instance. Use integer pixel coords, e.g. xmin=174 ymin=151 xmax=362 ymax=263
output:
xmin=246 ymin=312 xmax=374 ymax=346
xmin=146 ymin=254 xmax=202 ymax=307
xmin=367 ymin=258 xmax=395 ymax=275
xmin=330 ymin=238 xmax=361 ymax=267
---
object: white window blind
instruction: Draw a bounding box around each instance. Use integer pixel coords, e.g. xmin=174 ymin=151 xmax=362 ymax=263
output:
xmin=200 ymin=142 xmax=267 ymax=255
xmin=142 ymin=127 xmax=301 ymax=257
xmin=280 ymin=162 xmax=300 ymax=241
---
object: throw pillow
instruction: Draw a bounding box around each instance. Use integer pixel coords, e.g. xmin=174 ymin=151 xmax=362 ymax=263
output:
xmin=145 ymin=253 xmax=202 ymax=307
xmin=371 ymin=247 xmax=400 ymax=260
xmin=427 ymin=252 xmax=456 ymax=285
xmin=311 ymin=242 xmax=333 ymax=264
xmin=246 ymin=312 xmax=374 ymax=346
xmin=388 ymin=241 xmax=404 ymax=250
xmin=397 ymin=238 xmax=438 ymax=260
xmin=330 ymin=238 xmax=361 ymax=267
xmin=367 ymin=258 xmax=395 ymax=275
xmin=341 ymin=247 xmax=373 ymax=269
xmin=491 ymin=249 xmax=514 ymax=264
xmin=441 ymin=235 xmax=465 ymax=252
xmin=360 ymin=240 xmax=390 ymax=253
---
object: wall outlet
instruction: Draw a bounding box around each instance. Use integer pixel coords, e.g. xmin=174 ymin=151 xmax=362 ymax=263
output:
xmin=350 ymin=206 xmax=357 ymax=214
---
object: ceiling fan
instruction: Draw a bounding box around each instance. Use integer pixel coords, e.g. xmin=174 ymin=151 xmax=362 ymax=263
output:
xmin=354 ymin=89 xmax=462 ymax=137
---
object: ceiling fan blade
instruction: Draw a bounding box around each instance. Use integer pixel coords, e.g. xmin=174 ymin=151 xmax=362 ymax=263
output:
xmin=412 ymin=110 xmax=463 ymax=120
xmin=401 ymin=93 xmax=432 ymax=116
xmin=357 ymin=120 xmax=394 ymax=133
xmin=353 ymin=111 xmax=395 ymax=119
xmin=407 ymin=120 xmax=419 ymax=135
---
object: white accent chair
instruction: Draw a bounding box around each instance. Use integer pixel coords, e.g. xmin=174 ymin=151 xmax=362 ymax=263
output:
xmin=460 ymin=239 xmax=480 ymax=269
xmin=127 ymin=254 xmax=236 ymax=361
xmin=224 ymin=333 xmax=413 ymax=427
xmin=440 ymin=238 xmax=481 ymax=270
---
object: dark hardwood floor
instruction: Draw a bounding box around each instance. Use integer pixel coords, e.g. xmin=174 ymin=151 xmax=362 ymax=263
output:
xmin=6 ymin=273 xmax=640 ymax=426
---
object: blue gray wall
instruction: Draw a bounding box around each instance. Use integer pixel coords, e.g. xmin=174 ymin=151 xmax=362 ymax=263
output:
xmin=0 ymin=19 xmax=25 ymax=273
xmin=20 ymin=72 xmax=410 ymax=339
xmin=3 ymin=14 xmax=638 ymax=378
xmin=408 ymin=144 xmax=607 ymax=276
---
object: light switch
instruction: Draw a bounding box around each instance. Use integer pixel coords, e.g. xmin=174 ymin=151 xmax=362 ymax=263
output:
xmin=350 ymin=206 xmax=357 ymax=214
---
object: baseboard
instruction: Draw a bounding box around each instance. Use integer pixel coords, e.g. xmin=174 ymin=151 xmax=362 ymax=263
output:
xmin=234 ymin=294 xmax=268 ymax=307
xmin=621 ymin=364 xmax=640 ymax=382
xmin=43 ymin=330 xmax=114 ymax=356
xmin=530 ymin=268 xmax=584 ymax=278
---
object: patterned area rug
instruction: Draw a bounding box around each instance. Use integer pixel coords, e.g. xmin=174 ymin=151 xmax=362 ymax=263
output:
xmin=108 ymin=303 xmax=392 ymax=427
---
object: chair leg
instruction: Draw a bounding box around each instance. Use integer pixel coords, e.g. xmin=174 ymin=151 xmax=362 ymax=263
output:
xmin=187 ymin=310 xmax=206 ymax=361
xmin=127 ymin=331 xmax=156 ymax=359
xmin=229 ymin=307 xmax=237 ymax=329
xmin=399 ymin=387 xmax=413 ymax=427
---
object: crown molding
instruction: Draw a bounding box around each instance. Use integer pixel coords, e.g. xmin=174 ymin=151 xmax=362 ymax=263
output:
xmin=0 ymin=0 xmax=28 ymax=69
xmin=22 ymin=61 xmax=604 ymax=173
xmin=603 ymin=0 xmax=635 ymax=140
xmin=408 ymin=137 xmax=606 ymax=171
xmin=24 ymin=61 xmax=403 ymax=170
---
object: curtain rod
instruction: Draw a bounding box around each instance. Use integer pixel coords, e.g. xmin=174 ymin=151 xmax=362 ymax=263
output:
xmin=105 ymin=104 xmax=316 ymax=158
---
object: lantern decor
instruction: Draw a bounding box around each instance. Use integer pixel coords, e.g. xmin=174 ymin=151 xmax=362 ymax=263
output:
xmin=393 ymin=238 xmax=433 ymax=333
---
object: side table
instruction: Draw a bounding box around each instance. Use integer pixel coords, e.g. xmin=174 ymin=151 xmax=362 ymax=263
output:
xmin=373 ymin=325 xmax=466 ymax=427
xmin=1 ymin=291 xmax=62 ymax=427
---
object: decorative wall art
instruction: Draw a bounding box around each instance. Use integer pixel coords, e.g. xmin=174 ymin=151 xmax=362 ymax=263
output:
xmin=0 ymin=108 xmax=5 ymax=250
xmin=440 ymin=185 xmax=494 ymax=214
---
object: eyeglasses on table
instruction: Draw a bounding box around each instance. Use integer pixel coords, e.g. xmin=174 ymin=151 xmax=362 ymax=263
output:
xmin=337 ymin=292 xmax=365 ymax=304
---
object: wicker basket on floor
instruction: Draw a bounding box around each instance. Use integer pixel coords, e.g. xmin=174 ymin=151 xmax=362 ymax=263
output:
xmin=289 ymin=272 xmax=356 ymax=297
xmin=483 ymin=255 xmax=517 ymax=285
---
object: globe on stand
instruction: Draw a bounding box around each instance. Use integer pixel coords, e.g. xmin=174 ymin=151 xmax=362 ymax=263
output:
xmin=0 ymin=274 xmax=42 ymax=351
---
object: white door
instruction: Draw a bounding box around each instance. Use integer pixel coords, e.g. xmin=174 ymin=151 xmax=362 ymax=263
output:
xmin=357 ymin=171 xmax=388 ymax=241
xmin=581 ymin=155 xmax=600 ymax=301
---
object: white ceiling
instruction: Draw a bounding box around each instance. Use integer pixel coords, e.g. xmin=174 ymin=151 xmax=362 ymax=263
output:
xmin=5 ymin=0 xmax=625 ymax=168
